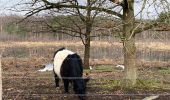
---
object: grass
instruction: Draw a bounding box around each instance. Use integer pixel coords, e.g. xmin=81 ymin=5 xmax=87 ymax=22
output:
xmin=158 ymin=67 xmax=170 ymax=74
xmin=84 ymin=65 xmax=115 ymax=73
xmin=136 ymin=79 xmax=161 ymax=89
xmin=3 ymin=62 xmax=170 ymax=100
xmin=92 ymin=65 xmax=115 ymax=72
xmin=94 ymin=65 xmax=113 ymax=70
xmin=85 ymin=65 xmax=170 ymax=90
xmin=92 ymin=79 xmax=161 ymax=90
xmin=0 ymin=41 xmax=169 ymax=50
xmin=1 ymin=40 xmax=170 ymax=99
xmin=136 ymin=42 xmax=170 ymax=50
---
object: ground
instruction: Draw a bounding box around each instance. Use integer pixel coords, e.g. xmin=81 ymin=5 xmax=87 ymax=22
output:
xmin=2 ymin=57 xmax=170 ymax=100
xmin=1 ymin=41 xmax=170 ymax=100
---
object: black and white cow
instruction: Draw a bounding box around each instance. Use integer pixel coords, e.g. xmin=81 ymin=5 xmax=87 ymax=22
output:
xmin=53 ymin=47 xmax=89 ymax=100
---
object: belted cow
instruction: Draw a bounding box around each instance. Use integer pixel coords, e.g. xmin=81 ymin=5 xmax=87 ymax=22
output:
xmin=53 ymin=47 xmax=90 ymax=100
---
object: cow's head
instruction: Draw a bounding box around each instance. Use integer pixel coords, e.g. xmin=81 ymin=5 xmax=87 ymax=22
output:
xmin=73 ymin=77 xmax=90 ymax=100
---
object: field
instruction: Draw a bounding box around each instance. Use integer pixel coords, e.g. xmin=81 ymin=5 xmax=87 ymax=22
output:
xmin=1 ymin=41 xmax=170 ymax=100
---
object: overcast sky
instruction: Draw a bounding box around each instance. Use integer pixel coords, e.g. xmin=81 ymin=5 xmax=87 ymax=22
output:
xmin=0 ymin=0 xmax=169 ymax=19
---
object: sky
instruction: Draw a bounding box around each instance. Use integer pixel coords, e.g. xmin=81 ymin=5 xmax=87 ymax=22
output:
xmin=0 ymin=0 xmax=169 ymax=19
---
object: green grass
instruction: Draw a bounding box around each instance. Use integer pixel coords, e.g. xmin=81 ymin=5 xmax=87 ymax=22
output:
xmin=136 ymin=79 xmax=161 ymax=89
xmin=85 ymin=65 xmax=170 ymax=90
xmin=90 ymin=79 xmax=162 ymax=91
xmin=95 ymin=65 xmax=114 ymax=71
xmin=158 ymin=67 xmax=170 ymax=74
xmin=84 ymin=65 xmax=115 ymax=73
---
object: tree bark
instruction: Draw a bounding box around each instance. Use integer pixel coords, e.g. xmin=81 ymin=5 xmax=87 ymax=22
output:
xmin=83 ymin=0 xmax=91 ymax=69
xmin=0 ymin=53 xmax=2 ymax=100
xmin=122 ymin=0 xmax=137 ymax=87
xmin=84 ymin=36 xmax=90 ymax=68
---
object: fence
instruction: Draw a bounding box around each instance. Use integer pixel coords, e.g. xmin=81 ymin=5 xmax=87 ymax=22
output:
xmin=0 ymin=30 xmax=170 ymax=100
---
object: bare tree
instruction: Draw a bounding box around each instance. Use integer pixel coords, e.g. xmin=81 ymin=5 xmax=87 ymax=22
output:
xmin=103 ymin=0 xmax=170 ymax=87
xmin=15 ymin=0 xmax=170 ymax=87
xmin=18 ymin=0 xmax=121 ymax=69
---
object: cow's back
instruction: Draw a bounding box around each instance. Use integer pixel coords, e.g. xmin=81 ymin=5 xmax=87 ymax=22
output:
xmin=60 ymin=54 xmax=83 ymax=79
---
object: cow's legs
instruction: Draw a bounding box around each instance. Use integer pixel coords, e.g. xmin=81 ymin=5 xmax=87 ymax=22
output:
xmin=54 ymin=71 xmax=59 ymax=87
xmin=63 ymin=79 xmax=69 ymax=93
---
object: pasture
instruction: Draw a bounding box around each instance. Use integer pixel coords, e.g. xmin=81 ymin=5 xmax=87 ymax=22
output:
xmin=1 ymin=41 xmax=170 ymax=100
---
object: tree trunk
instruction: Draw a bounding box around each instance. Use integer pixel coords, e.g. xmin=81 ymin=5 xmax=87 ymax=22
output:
xmin=83 ymin=0 xmax=91 ymax=69
xmin=83 ymin=21 xmax=91 ymax=69
xmin=0 ymin=53 xmax=2 ymax=100
xmin=84 ymin=36 xmax=90 ymax=68
xmin=122 ymin=0 xmax=137 ymax=87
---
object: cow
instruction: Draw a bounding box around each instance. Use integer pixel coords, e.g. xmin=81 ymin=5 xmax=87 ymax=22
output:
xmin=53 ymin=47 xmax=90 ymax=100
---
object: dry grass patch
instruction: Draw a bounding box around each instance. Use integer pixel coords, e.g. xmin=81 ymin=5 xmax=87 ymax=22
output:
xmin=136 ymin=42 xmax=170 ymax=50
xmin=0 ymin=41 xmax=169 ymax=50
xmin=0 ymin=41 xmax=83 ymax=48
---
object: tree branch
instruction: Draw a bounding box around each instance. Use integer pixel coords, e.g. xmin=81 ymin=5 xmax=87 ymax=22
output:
xmin=134 ymin=22 xmax=158 ymax=34
xmin=54 ymin=4 xmax=122 ymax=18
xmin=27 ymin=1 xmax=123 ymax=18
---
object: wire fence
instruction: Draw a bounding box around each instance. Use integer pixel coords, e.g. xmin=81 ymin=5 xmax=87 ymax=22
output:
xmin=0 ymin=30 xmax=170 ymax=99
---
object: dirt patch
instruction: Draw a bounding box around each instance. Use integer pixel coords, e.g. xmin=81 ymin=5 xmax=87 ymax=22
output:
xmin=2 ymin=58 xmax=170 ymax=100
